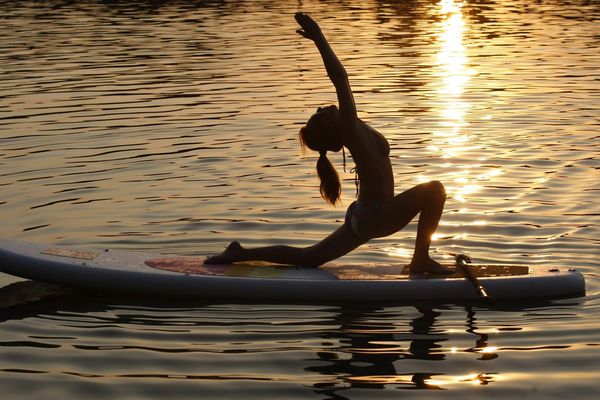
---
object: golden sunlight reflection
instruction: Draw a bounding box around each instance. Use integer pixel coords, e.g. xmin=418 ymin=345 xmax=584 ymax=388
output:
xmin=426 ymin=372 xmax=497 ymax=386
xmin=480 ymin=346 xmax=499 ymax=354
xmin=381 ymin=245 xmax=413 ymax=259
xmin=347 ymin=372 xmax=498 ymax=387
xmin=434 ymin=0 xmax=470 ymax=158
xmin=430 ymin=0 xmax=499 ymax=206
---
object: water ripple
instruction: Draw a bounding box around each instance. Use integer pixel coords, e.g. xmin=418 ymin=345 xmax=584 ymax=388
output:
xmin=1 ymin=0 xmax=599 ymax=398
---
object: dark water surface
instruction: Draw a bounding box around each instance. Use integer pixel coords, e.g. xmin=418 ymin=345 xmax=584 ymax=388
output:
xmin=1 ymin=0 xmax=599 ymax=398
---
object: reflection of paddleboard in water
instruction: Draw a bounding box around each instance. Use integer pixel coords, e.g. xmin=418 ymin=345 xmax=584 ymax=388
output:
xmin=0 ymin=239 xmax=585 ymax=302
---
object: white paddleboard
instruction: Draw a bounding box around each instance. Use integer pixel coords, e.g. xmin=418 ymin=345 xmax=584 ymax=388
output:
xmin=0 ymin=239 xmax=585 ymax=302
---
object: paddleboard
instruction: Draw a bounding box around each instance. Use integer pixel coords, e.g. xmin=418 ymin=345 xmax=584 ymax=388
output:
xmin=0 ymin=239 xmax=585 ymax=302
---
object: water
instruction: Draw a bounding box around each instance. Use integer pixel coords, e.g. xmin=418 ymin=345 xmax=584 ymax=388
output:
xmin=1 ymin=0 xmax=598 ymax=398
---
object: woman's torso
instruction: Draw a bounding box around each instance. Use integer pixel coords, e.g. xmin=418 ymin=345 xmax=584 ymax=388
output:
xmin=349 ymin=120 xmax=395 ymax=202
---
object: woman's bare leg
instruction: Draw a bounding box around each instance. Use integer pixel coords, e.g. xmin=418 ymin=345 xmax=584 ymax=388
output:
xmin=206 ymin=181 xmax=450 ymax=272
xmin=205 ymin=224 xmax=366 ymax=267
xmin=380 ymin=181 xmax=453 ymax=274
xmin=204 ymin=241 xmax=305 ymax=265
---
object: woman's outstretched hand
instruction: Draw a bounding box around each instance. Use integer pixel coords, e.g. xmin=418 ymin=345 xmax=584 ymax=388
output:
xmin=295 ymin=12 xmax=322 ymax=41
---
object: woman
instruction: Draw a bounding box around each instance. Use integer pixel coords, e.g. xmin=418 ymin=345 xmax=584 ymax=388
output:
xmin=205 ymin=13 xmax=452 ymax=274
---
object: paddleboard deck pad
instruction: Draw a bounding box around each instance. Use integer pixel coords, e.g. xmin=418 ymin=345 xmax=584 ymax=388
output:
xmin=0 ymin=239 xmax=586 ymax=301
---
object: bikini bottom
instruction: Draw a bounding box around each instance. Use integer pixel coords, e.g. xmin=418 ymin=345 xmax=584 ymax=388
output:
xmin=344 ymin=200 xmax=383 ymax=239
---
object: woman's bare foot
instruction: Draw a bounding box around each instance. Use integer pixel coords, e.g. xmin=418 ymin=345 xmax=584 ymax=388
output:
xmin=409 ymin=255 xmax=454 ymax=275
xmin=204 ymin=241 xmax=244 ymax=265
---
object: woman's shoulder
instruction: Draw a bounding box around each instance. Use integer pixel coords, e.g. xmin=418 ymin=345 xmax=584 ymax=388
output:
xmin=345 ymin=119 xmax=389 ymax=160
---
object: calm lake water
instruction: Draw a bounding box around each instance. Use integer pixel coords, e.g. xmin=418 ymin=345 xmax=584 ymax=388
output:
xmin=1 ymin=0 xmax=599 ymax=398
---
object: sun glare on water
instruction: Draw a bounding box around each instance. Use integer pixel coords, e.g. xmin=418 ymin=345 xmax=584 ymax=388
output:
xmin=430 ymin=0 xmax=501 ymax=208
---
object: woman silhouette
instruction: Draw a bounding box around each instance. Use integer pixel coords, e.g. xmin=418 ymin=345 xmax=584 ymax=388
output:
xmin=206 ymin=13 xmax=452 ymax=274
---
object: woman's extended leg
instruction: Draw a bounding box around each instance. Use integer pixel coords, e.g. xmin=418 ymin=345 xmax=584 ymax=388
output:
xmin=377 ymin=180 xmax=453 ymax=274
xmin=205 ymin=223 xmax=366 ymax=267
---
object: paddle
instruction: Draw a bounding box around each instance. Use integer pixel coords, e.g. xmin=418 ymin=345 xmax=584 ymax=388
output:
xmin=454 ymin=254 xmax=495 ymax=305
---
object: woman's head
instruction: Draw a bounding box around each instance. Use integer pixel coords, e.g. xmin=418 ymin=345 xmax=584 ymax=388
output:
xmin=299 ymin=105 xmax=342 ymax=154
xmin=299 ymin=105 xmax=343 ymax=205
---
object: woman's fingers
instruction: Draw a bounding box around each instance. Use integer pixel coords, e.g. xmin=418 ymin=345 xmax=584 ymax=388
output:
xmin=294 ymin=12 xmax=306 ymax=24
xmin=295 ymin=12 xmax=321 ymax=40
xmin=295 ymin=12 xmax=315 ymax=29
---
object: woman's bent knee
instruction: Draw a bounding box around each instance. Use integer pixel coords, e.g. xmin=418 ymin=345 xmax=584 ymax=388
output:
xmin=424 ymin=180 xmax=446 ymax=201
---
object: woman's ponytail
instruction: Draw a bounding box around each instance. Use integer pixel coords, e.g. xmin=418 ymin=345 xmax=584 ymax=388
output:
xmin=316 ymin=151 xmax=341 ymax=205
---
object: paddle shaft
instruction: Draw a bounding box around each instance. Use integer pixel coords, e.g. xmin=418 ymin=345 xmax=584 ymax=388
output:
xmin=456 ymin=255 xmax=495 ymax=304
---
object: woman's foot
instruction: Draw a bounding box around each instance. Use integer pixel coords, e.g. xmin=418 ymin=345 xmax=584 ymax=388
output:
xmin=409 ymin=255 xmax=454 ymax=275
xmin=204 ymin=241 xmax=244 ymax=264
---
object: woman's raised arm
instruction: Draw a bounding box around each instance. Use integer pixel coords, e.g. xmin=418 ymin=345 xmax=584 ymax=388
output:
xmin=295 ymin=13 xmax=357 ymax=121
